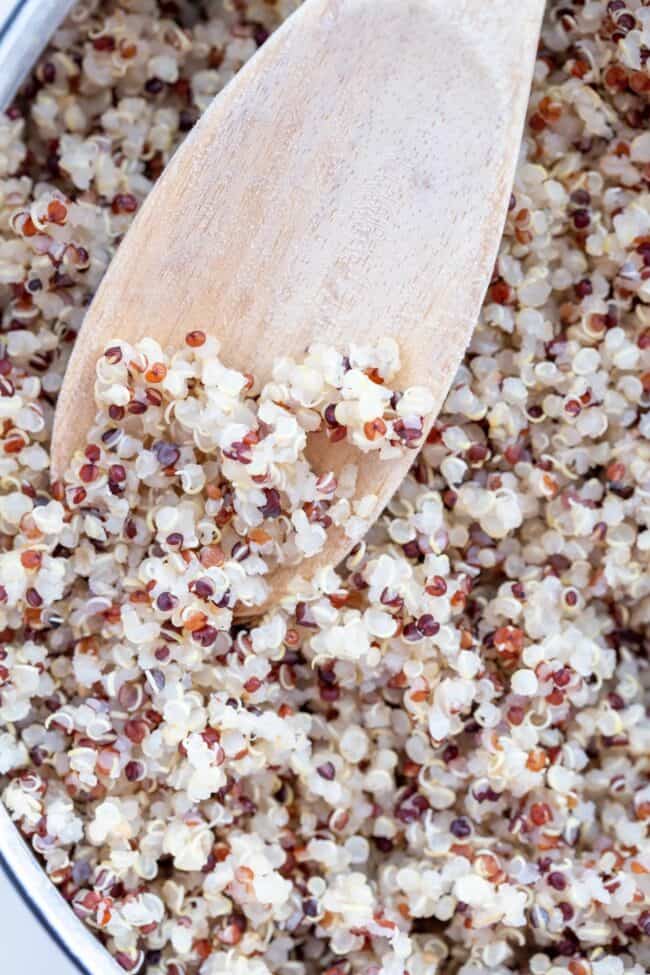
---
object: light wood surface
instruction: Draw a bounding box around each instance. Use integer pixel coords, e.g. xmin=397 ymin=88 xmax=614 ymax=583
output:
xmin=52 ymin=0 xmax=545 ymax=607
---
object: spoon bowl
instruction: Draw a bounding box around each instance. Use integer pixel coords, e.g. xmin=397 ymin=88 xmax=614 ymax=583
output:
xmin=52 ymin=0 xmax=545 ymax=607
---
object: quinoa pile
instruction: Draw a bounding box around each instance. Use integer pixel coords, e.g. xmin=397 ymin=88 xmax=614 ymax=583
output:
xmin=78 ymin=333 xmax=434 ymax=603
xmin=0 ymin=2 xmax=649 ymax=975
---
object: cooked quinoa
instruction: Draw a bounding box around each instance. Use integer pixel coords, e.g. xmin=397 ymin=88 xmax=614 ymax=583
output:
xmin=75 ymin=332 xmax=435 ymax=606
xmin=0 ymin=2 xmax=649 ymax=975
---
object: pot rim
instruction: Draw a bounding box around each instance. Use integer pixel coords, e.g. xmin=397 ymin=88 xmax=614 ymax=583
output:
xmin=0 ymin=0 xmax=77 ymax=110
xmin=0 ymin=801 xmax=121 ymax=975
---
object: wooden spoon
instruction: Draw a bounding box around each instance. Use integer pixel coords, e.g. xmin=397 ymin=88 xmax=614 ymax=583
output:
xmin=52 ymin=0 xmax=544 ymax=609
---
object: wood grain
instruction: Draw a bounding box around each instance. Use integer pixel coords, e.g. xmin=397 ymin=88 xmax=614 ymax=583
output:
xmin=52 ymin=0 xmax=545 ymax=607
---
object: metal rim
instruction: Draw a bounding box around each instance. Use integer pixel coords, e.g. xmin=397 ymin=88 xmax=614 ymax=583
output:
xmin=0 ymin=803 xmax=121 ymax=975
xmin=0 ymin=0 xmax=77 ymax=110
xmin=0 ymin=0 xmax=30 ymax=46
xmin=0 ymin=844 xmax=91 ymax=975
